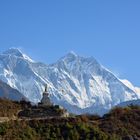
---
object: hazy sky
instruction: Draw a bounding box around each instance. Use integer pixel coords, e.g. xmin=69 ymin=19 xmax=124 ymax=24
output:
xmin=0 ymin=0 xmax=140 ymax=86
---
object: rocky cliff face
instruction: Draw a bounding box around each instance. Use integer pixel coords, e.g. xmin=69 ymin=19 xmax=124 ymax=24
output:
xmin=0 ymin=80 xmax=26 ymax=101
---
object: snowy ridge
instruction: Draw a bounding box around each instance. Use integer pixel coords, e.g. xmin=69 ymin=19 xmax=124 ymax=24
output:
xmin=117 ymin=99 xmax=140 ymax=107
xmin=0 ymin=48 xmax=139 ymax=115
xmin=3 ymin=48 xmax=35 ymax=63
xmin=120 ymin=79 xmax=140 ymax=98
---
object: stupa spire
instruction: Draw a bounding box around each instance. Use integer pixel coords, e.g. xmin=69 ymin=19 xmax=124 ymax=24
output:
xmin=45 ymin=84 xmax=48 ymax=92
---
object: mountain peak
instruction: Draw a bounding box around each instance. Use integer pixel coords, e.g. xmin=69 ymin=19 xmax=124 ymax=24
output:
xmin=3 ymin=48 xmax=34 ymax=63
xmin=64 ymin=52 xmax=100 ymax=66
xmin=64 ymin=51 xmax=78 ymax=60
xmin=3 ymin=48 xmax=24 ymax=57
xmin=56 ymin=51 xmax=78 ymax=63
xmin=67 ymin=51 xmax=77 ymax=57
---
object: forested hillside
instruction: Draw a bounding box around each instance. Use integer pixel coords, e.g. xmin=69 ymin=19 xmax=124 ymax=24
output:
xmin=0 ymin=98 xmax=140 ymax=140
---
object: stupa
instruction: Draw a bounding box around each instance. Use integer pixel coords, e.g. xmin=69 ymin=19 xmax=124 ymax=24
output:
xmin=40 ymin=85 xmax=53 ymax=106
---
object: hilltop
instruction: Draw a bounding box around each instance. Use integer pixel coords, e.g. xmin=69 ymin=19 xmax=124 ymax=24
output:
xmin=0 ymin=98 xmax=140 ymax=140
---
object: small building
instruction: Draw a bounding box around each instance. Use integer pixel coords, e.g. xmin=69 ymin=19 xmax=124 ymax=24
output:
xmin=39 ymin=85 xmax=53 ymax=107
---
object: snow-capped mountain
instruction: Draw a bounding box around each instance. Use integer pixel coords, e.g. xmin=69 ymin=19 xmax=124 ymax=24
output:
xmin=0 ymin=48 xmax=139 ymax=115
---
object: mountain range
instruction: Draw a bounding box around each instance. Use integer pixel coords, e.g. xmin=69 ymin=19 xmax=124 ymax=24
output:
xmin=0 ymin=48 xmax=140 ymax=115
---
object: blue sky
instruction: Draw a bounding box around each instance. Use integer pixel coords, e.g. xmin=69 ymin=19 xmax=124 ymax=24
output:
xmin=0 ymin=0 xmax=140 ymax=86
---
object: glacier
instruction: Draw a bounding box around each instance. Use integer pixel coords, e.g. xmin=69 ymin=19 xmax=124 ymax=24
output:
xmin=0 ymin=48 xmax=139 ymax=115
